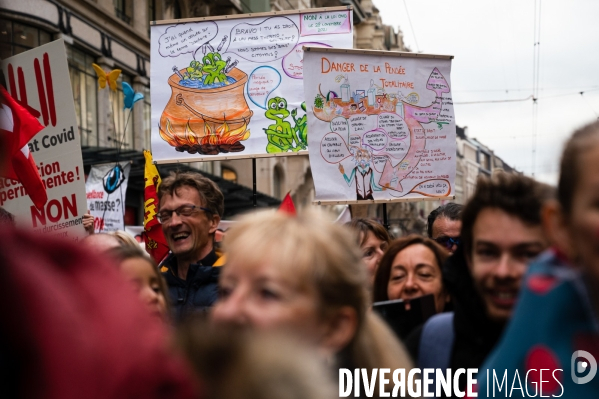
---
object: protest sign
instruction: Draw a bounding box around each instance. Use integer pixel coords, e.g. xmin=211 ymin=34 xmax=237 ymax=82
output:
xmin=150 ymin=7 xmax=353 ymax=163
xmin=86 ymin=162 xmax=131 ymax=232
xmin=0 ymin=39 xmax=88 ymax=239
xmin=303 ymin=47 xmax=456 ymax=204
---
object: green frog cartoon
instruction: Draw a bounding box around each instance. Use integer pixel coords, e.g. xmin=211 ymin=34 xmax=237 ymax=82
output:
xmin=263 ymin=97 xmax=303 ymax=153
xmin=201 ymin=52 xmax=228 ymax=85
xmin=184 ymin=52 xmax=228 ymax=85
xmin=185 ymin=60 xmax=204 ymax=80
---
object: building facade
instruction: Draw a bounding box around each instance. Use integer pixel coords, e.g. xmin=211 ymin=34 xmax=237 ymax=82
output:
xmin=0 ymin=0 xmax=410 ymax=222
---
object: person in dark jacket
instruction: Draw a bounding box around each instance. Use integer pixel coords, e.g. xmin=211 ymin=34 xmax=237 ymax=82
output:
xmin=157 ymin=171 xmax=225 ymax=320
xmin=405 ymin=173 xmax=554 ymax=396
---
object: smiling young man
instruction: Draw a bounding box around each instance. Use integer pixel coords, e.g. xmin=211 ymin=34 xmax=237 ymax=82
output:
xmin=157 ymin=171 xmax=225 ymax=320
xmin=406 ymin=172 xmax=554 ymax=395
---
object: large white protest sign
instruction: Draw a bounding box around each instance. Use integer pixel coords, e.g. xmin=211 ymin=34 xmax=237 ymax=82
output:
xmin=0 ymin=39 xmax=88 ymax=239
xmin=86 ymin=162 xmax=131 ymax=232
xmin=150 ymin=7 xmax=353 ymax=163
xmin=303 ymin=47 xmax=456 ymax=204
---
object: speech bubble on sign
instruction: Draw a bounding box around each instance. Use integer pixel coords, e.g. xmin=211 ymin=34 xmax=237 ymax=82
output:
xmin=348 ymin=135 xmax=361 ymax=147
xmin=384 ymin=140 xmax=409 ymax=162
xmin=158 ymin=22 xmax=218 ymax=58
xmin=409 ymin=179 xmax=451 ymax=197
xmin=348 ymin=114 xmax=377 ymax=135
xmin=378 ymin=112 xmax=409 ymax=140
xmin=362 ymin=129 xmax=388 ymax=151
xmin=321 ymin=132 xmax=352 ymax=164
xmin=226 ymin=17 xmax=299 ymax=63
xmin=282 ymin=41 xmax=331 ymax=79
xmin=247 ymin=66 xmax=282 ymax=109
xmin=372 ymin=155 xmax=389 ymax=173
xmin=330 ymin=116 xmax=348 ymax=135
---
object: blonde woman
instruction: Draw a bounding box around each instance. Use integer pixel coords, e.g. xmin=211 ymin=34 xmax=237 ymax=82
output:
xmin=211 ymin=210 xmax=413 ymax=394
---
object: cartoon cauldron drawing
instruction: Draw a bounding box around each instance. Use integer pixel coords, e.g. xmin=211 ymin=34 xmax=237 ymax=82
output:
xmin=159 ymin=67 xmax=253 ymax=155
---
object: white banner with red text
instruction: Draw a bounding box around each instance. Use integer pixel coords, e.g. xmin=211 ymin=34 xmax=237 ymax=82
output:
xmin=0 ymin=39 xmax=87 ymax=240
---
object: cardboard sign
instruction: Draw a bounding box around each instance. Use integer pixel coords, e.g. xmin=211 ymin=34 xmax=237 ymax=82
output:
xmin=0 ymin=39 xmax=88 ymax=240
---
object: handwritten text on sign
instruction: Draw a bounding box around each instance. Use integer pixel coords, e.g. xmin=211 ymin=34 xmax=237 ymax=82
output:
xmin=158 ymin=22 xmax=219 ymax=57
xmin=300 ymin=10 xmax=351 ymax=36
xmin=227 ymin=17 xmax=299 ymax=62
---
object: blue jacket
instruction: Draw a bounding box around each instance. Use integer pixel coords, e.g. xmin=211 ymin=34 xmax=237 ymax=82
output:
xmin=478 ymin=250 xmax=599 ymax=398
xmin=160 ymin=249 xmax=225 ymax=321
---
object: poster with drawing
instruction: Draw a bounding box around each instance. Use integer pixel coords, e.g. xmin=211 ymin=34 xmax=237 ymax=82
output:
xmin=303 ymin=47 xmax=456 ymax=204
xmin=0 ymin=40 xmax=88 ymax=239
xmin=150 ymin=7 xmax=353 ymax=163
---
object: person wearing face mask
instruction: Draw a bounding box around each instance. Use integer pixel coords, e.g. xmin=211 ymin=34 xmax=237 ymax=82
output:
xmin=346 ymin=218 xmax=391 ymax=290
xmin=211 ymin=210 xmax=415 ymax=397
xmin=405 ymin=173 xmax=554 ymax=397
xmin=478 ymin=121 xmax=599 ymax=398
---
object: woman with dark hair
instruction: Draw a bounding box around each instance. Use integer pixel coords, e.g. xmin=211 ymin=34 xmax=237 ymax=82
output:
xmin=373 ymin=234 xmax=449 ymax=314
xmin=346 ymin=218 xmax=391 ymax=288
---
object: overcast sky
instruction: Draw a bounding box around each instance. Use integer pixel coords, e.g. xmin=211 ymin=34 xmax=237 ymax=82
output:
xmin=374 ymin=0 xmax=599 ymax=184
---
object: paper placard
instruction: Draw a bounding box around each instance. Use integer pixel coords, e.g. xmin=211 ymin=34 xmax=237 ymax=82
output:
xmin=150 ymin=8 xmax=353 ymax=163
xmin=0 ymin=40 xmax=88 ymax=240
xmin=303 ymin=47 xmax=456 ymax=203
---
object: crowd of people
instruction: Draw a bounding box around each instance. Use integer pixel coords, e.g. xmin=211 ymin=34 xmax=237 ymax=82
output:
xmin=3 ymin=120 xmax=599 ymax=398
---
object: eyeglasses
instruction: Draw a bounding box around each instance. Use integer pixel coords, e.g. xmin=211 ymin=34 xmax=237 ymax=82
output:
xmin=157 ymin=204 xmax=213 ymax=224
xmin=434 ymin=236 xmax=461 ymax=250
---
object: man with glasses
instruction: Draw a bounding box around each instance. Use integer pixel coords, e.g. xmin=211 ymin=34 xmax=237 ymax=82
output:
xmin=427 ymin=202 xmax=463 ymax=254
xmin=157 ymin=171 xmax=225 ymax=320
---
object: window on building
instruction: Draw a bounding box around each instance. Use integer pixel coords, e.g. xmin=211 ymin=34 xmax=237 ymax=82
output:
xmin=0 ymin=20 xmax=11 ymax=60
xmin=273 ymin=165 xmax=284 ymax=199
xmin=222 ymin=167 xmax=237 ymax=184
xmin=143 ymin=85 xmax=151 ymax=149
xmin=147 ymin=0 xmax=155 ymax=37
xmin=467 ymin=181 xmax=476 ymax=200
xmin=173 ymin=0 xmax=182 ymax=19
xmin=66 ymin=45 xmax=99 ymax=147
xmin=114 ymin=0 xmax=132 ymax=24
xmin=112 ymin=73 xmax=134 ymax=149
xmin=0 ymin=20 xmax=52 ymax=59
xmin=456 ymin=164 xmax=464 ymax=192
xmin=196 ymin=162 xmax=213 ymax=174
xmin=480 ymin=151 xmax=491 ymax=171
xmin=0 ymin=23 xmax=98 ymax=146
